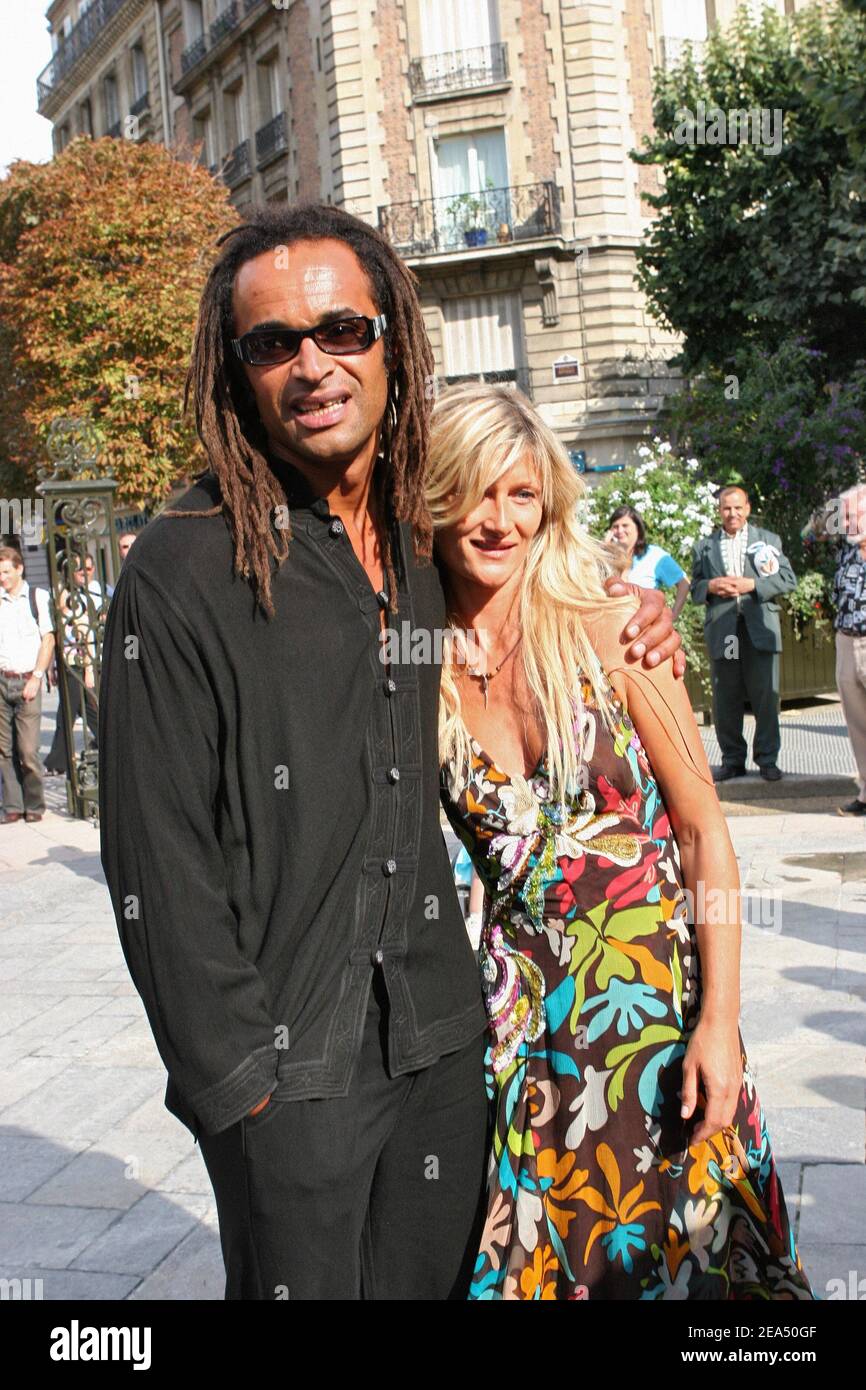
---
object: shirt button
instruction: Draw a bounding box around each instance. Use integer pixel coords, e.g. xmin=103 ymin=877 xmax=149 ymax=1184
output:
xmin=383 ymin=858 xmax=397 ymax=876
xmin=384 ymin=678 xmax=397 ymax=696
xmin=388 ymin=766 xmax=400 ymax=784
xmin=329 ymin=519 xmax=344 ymax=537
xmin=372 ymin=948 xmax=384 ymax=966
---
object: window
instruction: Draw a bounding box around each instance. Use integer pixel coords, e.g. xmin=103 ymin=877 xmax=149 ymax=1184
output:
xmin=79 ymin=98 xmax=93 ymax=136
xmin=442 ymin=292 xmax=523 ymax=382
xmin=433 ymin=130 xmax=510 ymax=245
xmin=131 ymin=43 xmax=148 ymax=101
xmin=257 ymin=57 xmax=282 ymax=123
xmin=226 ymin=86 xmax=246 ymax=148
xmin=193 ymin=109 xmax=214 ymax=167
xmin=419 ymin=0 xmax=499 ymax=56
xmin=103 ymin=73 xmax=119 ymax=130
xmin=660 ymin=0 xmax=707 ymax=39
xmin=433 ymin=129 xmax=507 ymax=199
xmin=184 ymin=0 xmax=204 ymax=42
xmin=54 ymin=14 xmax=73 ymax=51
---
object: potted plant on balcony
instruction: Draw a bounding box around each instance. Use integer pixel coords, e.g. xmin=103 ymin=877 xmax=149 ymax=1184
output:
xmin=446 ymin=179 xmax=496 ymax=247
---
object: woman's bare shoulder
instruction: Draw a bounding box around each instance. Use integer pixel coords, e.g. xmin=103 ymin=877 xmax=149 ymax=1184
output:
xmin=580 ymin=597 xmax=639 ymax=672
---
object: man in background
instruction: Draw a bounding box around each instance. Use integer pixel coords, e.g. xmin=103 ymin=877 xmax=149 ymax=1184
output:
xmin=691 ymin=485 xmax=796 ymax=783
xmin=0 ymin=547 xmax=55 ymax=823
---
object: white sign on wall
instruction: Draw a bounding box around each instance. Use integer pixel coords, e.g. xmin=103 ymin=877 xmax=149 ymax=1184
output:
xmin=552 ymin=354 xmax=580 ymax=383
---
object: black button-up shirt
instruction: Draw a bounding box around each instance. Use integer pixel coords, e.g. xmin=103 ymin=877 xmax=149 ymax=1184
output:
xmin=98 ymin=457 xmax=486 ymax=1138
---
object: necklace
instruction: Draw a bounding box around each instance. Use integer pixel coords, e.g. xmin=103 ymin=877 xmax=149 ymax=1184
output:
xmin=450 ymin=615 xmax=523 ymax=708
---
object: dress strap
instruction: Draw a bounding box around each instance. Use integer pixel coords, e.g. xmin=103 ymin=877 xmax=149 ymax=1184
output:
xmin=605 ymin=664 xmax=715 ymax=787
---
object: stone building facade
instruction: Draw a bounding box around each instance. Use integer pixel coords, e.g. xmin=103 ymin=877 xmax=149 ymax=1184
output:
xmin=36 ymin=0 xmax=824 ymax=469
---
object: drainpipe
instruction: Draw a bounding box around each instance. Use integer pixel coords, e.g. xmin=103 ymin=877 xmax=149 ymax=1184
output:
xmin=153 ymin=0 xmax=171 ymax=146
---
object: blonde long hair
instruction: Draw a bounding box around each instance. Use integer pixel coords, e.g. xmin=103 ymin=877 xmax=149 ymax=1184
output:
xmin=428 ymin=382 xmax=632 ymax=806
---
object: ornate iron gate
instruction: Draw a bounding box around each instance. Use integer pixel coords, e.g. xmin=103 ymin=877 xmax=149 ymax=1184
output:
xmin=36 ymin=419 xmax=120 ymax=822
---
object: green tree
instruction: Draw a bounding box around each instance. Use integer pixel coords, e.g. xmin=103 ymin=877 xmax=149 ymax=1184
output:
xmin=0 ymin=136 xmax=238 ymax=506
xmin=664 ymin=338 xmax=866 ymax=565
xmin=631 ymin=2 xmax=866 ymax=378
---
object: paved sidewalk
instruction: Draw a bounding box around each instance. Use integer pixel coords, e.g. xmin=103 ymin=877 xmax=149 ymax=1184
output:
xmin=0 ymin=696 xmax=863 ymax=1299
xmin=700 ymin=697 xmax=857 ymax=779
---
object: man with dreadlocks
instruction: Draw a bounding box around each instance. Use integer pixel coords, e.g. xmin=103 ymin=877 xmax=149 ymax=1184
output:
xmin=98 ymin=203 xmax=683 ymax=1300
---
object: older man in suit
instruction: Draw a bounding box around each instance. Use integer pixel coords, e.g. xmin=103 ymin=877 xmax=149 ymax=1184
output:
xmin=691 ymin=485 xmax=796 ymax=782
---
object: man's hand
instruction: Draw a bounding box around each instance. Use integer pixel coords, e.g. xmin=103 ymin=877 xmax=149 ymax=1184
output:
xmin=707 ymin=576 xmax=753 ymax=597
xmin=603 ymin=578 xmax=686 ymax=679
xmin=21 ymin=675 xmax=41 ymax=703
xmin=248 ymin=1092 xmax=273 ymax=1118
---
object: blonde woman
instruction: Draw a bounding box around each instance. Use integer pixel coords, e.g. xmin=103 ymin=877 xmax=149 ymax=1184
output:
xmin=429 ymin=383 xmax=812 ymax=1302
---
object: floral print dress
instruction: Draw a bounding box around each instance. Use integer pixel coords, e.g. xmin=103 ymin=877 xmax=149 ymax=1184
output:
xmin=440 ymin=674 xmax=813 ymax=1301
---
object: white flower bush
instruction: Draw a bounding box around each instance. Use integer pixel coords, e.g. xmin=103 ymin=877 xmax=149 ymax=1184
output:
xmin=577 ymin=436 xmax=720 ymax=692
xmin=579 ymin=437 xmax=718 ymax=561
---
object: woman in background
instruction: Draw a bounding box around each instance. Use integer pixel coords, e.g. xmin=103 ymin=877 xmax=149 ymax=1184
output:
xmin=607 ymin=505 xmax=690 ymax=620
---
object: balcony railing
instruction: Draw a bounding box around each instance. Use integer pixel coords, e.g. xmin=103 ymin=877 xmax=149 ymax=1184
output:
xmin=660 ymin=36 xmax=706 ymax=70
xmin=256 ymin=112 xmax=288 ymax=168
xmin=409 ymin=42 xmax=509 ymax=99
xmin=105 ymin=119 xmax=122 ymax=139
xmin=224 ymin=139 xmax=251 ymax=187
xmin=379 ymin=180 xmax=560 ymax=257
xmin=130 ymin=91 xmax=150 ymax=117
xmin=181 ymin=34 xmax=208 ymax=74
xmin=441 ymin=367 xmax=531 ymax=398
xmin=37 ymin=0 xmax=130 ymax=111
xmin=210 ymin=2 xmax=239 ymax=45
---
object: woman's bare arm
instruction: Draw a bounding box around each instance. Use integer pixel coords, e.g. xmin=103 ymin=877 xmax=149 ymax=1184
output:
xmin=584 ymin=607 xmax=743 ymax=1144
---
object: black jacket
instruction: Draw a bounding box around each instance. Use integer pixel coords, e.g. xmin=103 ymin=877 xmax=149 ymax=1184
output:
xmin=98 ymin=461 xmax=485 ymax=1138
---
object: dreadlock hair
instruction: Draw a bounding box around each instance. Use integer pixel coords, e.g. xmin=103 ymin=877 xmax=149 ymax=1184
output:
xmin=161 ymin=202 xmax=435 ymax=616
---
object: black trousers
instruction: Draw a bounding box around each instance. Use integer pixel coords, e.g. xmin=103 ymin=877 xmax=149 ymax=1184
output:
xmin=198 ymin=966 xmax=490 ymax=1300
xmin=45 ymin=658 xmax=98 ymax=776
xmin=710 ymin=616 xmax=781 ymax=769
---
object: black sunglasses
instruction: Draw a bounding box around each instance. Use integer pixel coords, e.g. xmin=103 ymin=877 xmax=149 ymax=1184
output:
xmin=231 ymin=313 xmax=388 ymax=366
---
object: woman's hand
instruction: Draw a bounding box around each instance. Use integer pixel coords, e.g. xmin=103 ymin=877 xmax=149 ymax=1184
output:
xmin=603 ymin=578 xmax=686 ymax=678
xmin=680 ymin=1017 xmax=743 ymax=1145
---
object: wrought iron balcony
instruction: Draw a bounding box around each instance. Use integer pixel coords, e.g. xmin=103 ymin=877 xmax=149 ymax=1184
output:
xmin=106 ymin=119 xmax=122 ymax=139
xmin=211 ymin=2 xmax=239 ymax=45
xmin=37 ymin=0 xmax=130 ymax=111
xmin=440 ymin=367 xmax=531 ymax=398
xmin=224 ymin=139 xmax=251 ymax=187
xmin=660 ymin=36 xmax=706 ymax=70
xmin=130 ymin=91 xmax=150 ymax=117
xmin=181 ymin=34 xmax=208 ymax=74
xmin=378 ymin=181 xmax=560 ymax=258
xmin=409 ymin=42 xmax=509 ymax=99
xmin=255 ymin=112 xmax=288 ymax=168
